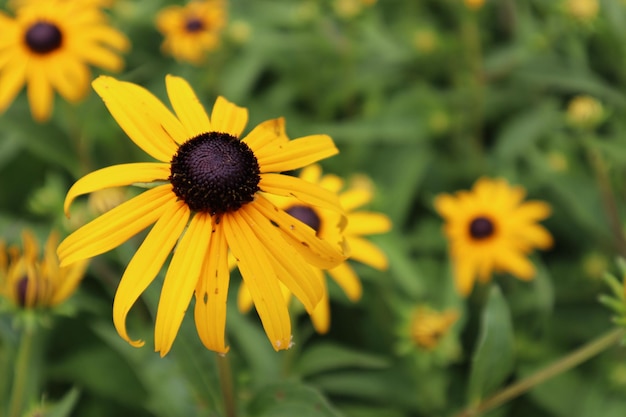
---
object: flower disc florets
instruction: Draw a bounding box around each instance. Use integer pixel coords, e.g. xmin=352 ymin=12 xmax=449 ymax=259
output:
xmin=469 ymin=216 xmax=494 ymax=240
xmin=25 ymin=22 xmax=63 ymax=54
xmin=285 ymin=205 xmax=321 ymax=233
xmin=185 ymin=18 xmax=205 ymax=32
xmin=170 ymin=132 xmax=260 ymax=214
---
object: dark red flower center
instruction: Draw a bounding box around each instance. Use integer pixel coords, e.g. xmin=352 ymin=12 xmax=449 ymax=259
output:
xmin=25 ymin=21 xmax=63 ymax=54
xmin=469 ymin=216 xmax=495 ymax=240
xmin=170 ymin=132 xmax=260 ymax=215
xmin=285 ymin=205 xmax=321 ymax=233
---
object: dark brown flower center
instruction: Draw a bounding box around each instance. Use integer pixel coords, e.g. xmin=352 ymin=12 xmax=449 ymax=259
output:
xmin=169 ymin=132 xmax=260 ymax=215
xmin=16 ymin=276 xmax=30 ymax=307
xmin=185 ymin=17 xmax=205 ymax=33
xmin=25 ymin=21 xmax=63 ymax=54
xmin=285 ymin=205 xmax=321 ymax=233
xmin=469 ymin=216 xmax=495 ymax=240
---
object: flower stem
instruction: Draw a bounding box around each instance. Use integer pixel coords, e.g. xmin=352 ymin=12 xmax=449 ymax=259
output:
xmin=8 ymin=325 xmax=36 ymax=417
xmin=455 ymin=327 xmax=624 ymax=417
xmin=584 ymin=143 xmax=626 ymax=257
xmin=216 ymin=353 xmax=237 ymax=417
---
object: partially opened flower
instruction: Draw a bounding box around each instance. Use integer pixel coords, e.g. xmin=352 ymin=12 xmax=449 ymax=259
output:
xmin=1 ymin=230 xmax=87 ymax=310
xmin=0 ymin=0 xmax=129 ymax=121
xmin=58 ymin=75 xmax=347 ymax=355
xmin=434 ymin=177 xmax=553 ymax=296
xmin=410 ymin=305 xmax=459 ymax=351
xmin=156 ymin=0 xmax=226 ymax=65
xmin=239 ymin=164 xmax=391 ymax=333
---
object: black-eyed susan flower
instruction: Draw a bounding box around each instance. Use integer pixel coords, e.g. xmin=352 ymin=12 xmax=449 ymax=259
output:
xmin=239 ymin=164 xmax=391 ymax=333
xmin=156 ymin=0 xmax=226 ymax=65
xmin=57 ymin=75 xmax=347 ymax=355
xmin=410 ymin=305 xmax=459 ymax=351
xmin=0 ymin=230 xmax=87 ymax=310
xmin=434 ymin=177 xmax=553 ymax=296
xmin=0 ymin=0 xmax=129 ymax=121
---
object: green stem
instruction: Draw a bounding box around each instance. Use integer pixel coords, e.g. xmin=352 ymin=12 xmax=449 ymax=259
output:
xmin=455 ymin=327 xmax=625 ymax=417
xmin=216 ymin=353 xmax=237 ymax=417
xmin=8 ymin=325 xmax=36 ymax=417
xmin=584 ymin=142 xmax=626 ymax=257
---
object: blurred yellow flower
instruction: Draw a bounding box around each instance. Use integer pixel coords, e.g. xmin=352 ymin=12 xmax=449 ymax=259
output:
xmin=156 ymin=0 xmax=227 ymax=65
xmin=413 ymin=29 xmax=438 ymax=54
xmin=565 ymin=0 xmax=599 ymax=21
xmin=333 ymin=0 xmax=377 ymax=18
xmin=1 ymin=230 xmax=87 ymax=309
xmin=239 ymin=164 xmax=391 ymax=333
xmin=566 ymin=95 xmax=605 ymax=129
xmin=464 ymin=0 xmax=486 ymax=10
xmin=58 ymin=75 xmax=346 ymax=355
xmin=434 ymin=177 xmax=553 ymax=295
xmin=0 ymin=0 xmax=129 ymax=121
xmin=410 ymin=305 xmax=459 ymax=350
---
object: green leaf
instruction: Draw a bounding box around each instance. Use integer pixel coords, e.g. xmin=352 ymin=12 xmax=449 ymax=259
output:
xmin=494 ymin=100 xmax=561 ymax=160
xmin=294 ymin=342 xmax=388 ymax=377
xmin=467 ymin=285 xmax=515 ymax=406
xmin=46 ymin=387 xmax=81 ymax=417
xmin=248 ymin=381 xmax=343 ymax=417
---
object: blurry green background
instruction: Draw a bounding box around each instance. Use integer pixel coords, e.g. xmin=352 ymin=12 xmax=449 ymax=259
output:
xmin=3 ymin=0 xmax=626 ymax=416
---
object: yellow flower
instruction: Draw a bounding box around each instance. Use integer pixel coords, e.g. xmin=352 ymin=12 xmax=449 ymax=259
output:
xmin=565 ymin=0 xmax=599 ymax=21
xmin=333 ymin=0 xmax=376 ymax=18
xmin=58 ymin=75 xmax=347 ymax=355
xmin=410 ymin=305 xmax=459 ymax=351
xmin=566 ymin=95 xmax=605 ymax=129
xmin=1 ymin=230 xmax=87 ymax=309
xmin=239 ymin=165 xmax=391 ymax=333
xmin=434 ymin=177 xmax=553 ymax=296
xmin=464 ymin=0 xmax=486 ymax=10
xmin=156 ymin=0 xmax=226 ymax=65
xmin=0 ymin=0 xmax=129 ymax=121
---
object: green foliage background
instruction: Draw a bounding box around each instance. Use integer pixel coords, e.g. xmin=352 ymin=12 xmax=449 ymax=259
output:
xmin=2 ymin=0 xmax=626 ymax=416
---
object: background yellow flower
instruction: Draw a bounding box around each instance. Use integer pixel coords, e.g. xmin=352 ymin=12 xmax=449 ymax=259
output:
xmin=0 ymin=0 xmax=129 ymax=121
xmin=435 ymin=177 xmax=553 ymax=295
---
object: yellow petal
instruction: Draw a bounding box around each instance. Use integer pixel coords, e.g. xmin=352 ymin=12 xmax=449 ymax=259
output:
xmin=92 ymin=76 xmax=184 ymax=161
xmin=496 ymin=248 xmax=535 ymax=281
xmin=64 ymin=163 xmax=170 ymax=215
xmin=255 ymin=135 xmax=338 ymax=173
xmin=80 ymin=44 xmax=126 ymax=73
xmin=166 ymin=74 xmax=211 ymax=138
xmin=259 ymin=173 xmax=343 ymax=213
xmin=299 ymin=164 xmax=322 ymax=184
xmin=433 ymin=194 xmax=458 ymax=219
xmin=347 ymin=236 xmax=388 ymax=270
xmin=345 ymin=212 xmax=392 ymax=236
xmin=27 ymin=65 xmax=53 ymax=122
xmin=242 ymin=117 xmax=288 ymax=153
xmin=223 ymin=211 xmax=292 ymax=351
xmin=0 ymin=54 xmax=27 ymax=113
xmin=50 ymin=259 xmax=88 ymax=306
xmin=48 ymin=57 xmax=89 ymax=102
xmin=194 ymin=221 xmax=230 ymax=354
xmin=58 ymin=185 xmax=173 ymax=266
xmin=309 ymin=281 xmax=331 ymax=334
xmin=113 ymin=200 xmax=189 ymax=348
xmin=237 ymin=281 xmax=254 ymax=313
xmin=453 ymin=256 xmax=477 ymax=296
xmin=515 ymin=201 xmax=552 ymax=221
xmin=327 ymin=262 xmax=362 ymax=301
xmin=210 ymin=96 xmax=248 ymax=138
xmin=339 ymin=187 xmax=372 ymax=212
xmin=239 ymin=204 xmax=323 ymax=313
xmin=254 ymin=195 xmax=347 ymax=269
xmin=154 ymin=213 xmax=213 ymax=356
